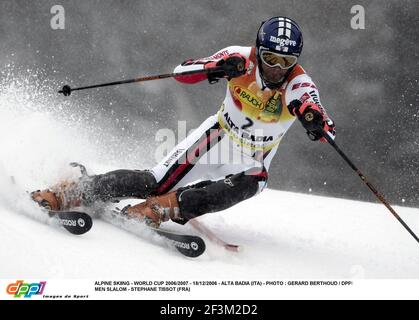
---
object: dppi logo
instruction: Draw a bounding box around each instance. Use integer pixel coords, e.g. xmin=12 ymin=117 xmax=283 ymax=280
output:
xmin=6 ymin=280 xmax=46 ymax=298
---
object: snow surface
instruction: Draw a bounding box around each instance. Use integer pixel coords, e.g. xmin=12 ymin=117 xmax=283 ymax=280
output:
xmin=1 ymin=70 xmax=418 ymax=280
xmin=1 ymin=187 xmax=419 ymax=279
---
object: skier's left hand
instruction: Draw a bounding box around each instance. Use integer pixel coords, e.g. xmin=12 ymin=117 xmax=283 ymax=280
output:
xmin=288 ymin=100 xmax=336 ymax=142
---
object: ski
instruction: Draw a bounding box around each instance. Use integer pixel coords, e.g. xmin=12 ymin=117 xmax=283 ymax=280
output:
xmin=151 ymin=227 xmax=206 ymax=258
xmin=189 ymin=219 xmax=240 ymax=252
xmin=105 ymin=209 xmax=205 ymax=258
xmin=6 ymin=176 xmax=92 ymax=235
xmin=47 ymin=210 xmax=93 ymax=235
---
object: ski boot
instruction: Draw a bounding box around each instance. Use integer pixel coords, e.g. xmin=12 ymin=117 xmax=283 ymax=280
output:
xmin=31 ymin=180 xmax=83 ymax=211
xmin=121 ymin=191 xmax=184 ymax=228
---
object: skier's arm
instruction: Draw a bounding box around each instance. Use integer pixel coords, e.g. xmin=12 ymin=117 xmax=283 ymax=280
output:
xmin=285 ymin=76 xmax=336 ymax=142
xmin=173 ymin=46 xmax=251 ymax=84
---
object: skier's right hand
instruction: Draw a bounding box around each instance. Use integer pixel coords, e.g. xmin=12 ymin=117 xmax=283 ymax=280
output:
xmin=205 ymin=53 xmax=249 ymax=84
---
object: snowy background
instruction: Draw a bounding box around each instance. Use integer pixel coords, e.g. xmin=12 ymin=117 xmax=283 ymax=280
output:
xmin=0 ymin=1 xmax=418 ymax=280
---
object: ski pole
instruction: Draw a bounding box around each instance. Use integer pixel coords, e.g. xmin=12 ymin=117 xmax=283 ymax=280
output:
xmin=58 ymin=66 xmax=228 ymax=96
xmin=319 ymin=129 xmax=419 ymax=245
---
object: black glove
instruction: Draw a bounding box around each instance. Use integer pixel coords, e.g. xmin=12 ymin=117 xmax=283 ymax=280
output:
xmin=205 ymin=53 xmax=248 ymax=84
xmin=288 ymin=99 xmax=333 ymax=141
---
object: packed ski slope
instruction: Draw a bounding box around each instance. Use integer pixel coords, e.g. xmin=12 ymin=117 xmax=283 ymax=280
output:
xmin=1 ymin=72 xmax=419 ymax=279
xmin=1 ymin=186 xmax=419 ymax=279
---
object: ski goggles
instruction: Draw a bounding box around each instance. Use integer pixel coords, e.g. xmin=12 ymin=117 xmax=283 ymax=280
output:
xmin=259 ymin=47 xmax=298 ymax=69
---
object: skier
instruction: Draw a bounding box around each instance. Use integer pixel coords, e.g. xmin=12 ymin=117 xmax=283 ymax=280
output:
xmin=32 ymin=16 xmax=336 ymax=228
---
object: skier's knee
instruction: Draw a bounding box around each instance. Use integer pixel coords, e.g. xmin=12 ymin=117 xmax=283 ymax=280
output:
xmin=176 ymin=169 xmax=263 ymax=221
xmin=244 ymin=166 xmax=268 ymax=194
